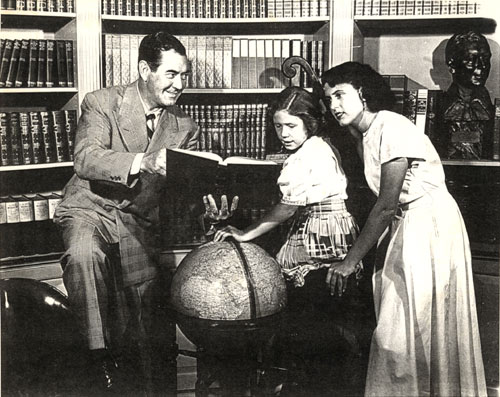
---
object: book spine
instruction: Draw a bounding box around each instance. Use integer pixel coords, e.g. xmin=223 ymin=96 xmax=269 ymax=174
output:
xmin=205 ymin=36 xmax=215 ymax=88
xmin=19 ymin=112 xmax=33 ymax=164
xmin=129 ymin=35 xmax=139 ymax=82
xmin=240 ymin=39 xmax=249 ymax=89
xmin=14 ymin=39 xmax=30 ymax=88
xmin=55 ymin=40 xmax=67 ymax=87
xmin=112 ymin=35 xmax=122 ymax=87
xmin=402 ymin=89 xmax=418 ymax=124
xmin=239 ymin=104 xmax=246 ymax=156
xmin=233 ymin=105 xmax=240 ymax=155
xmin=8 ymin=113 xmax=22 ymax=166
xmin=188 ymin=35 xmax=197 ymax=88
xmin=222 ymin=37 xmax=232 ymax=89
xmin=65 ymin=40 xmax=74 ymax=87
xmin=120 ymin=34 xmax=130 ymax=85
xmin=45 ymin=39 xmax=55 ymax=88
xmin=26 ymin=40 xmax=39 ymax=88
xmin=493 ymin=98 xmax=500 ymax=161
xmin=246 ymin=104 xmax=252 ymax=157
xmin=415 ymin=88 xmax=428 ymax=133
xmin=226 ymin=105 xmax=234 ymax=157
xmin=64 ymin=109 xmax=77 ymax=161
xmin=290 ymin=39 xmax=301 ymax=87
xmin=29 ymin=111 xmax=44 ymax=164
xmin=248 ymin=39 xmax=257 ymax=89
xmin=281 ymin=39 xmax=290 ymax=87
xmin=0 ymin=112 xmax=9 ymax=166
xmin=264 ymin=39 xmax=273 ymax=89
xmin=256 ymin=39 xmax=265 ymax=89
xmin=5 ymin=39 xmax=21 ymax=88
xmin=0 ymin=40 xmax=14 ymax=88
xmin=51 ymin=110 xmax=68 ymax=162
xmin=40 ymin=111 xmax=56 ymax=163
xmin=300 ymin=0 xmax=309 ymax=16
xmin=231 ymin=38 xmax=241 ymax=89
xmin=272 ymin=39 xmax=282 ymax=88
xmin=214 ymin=36 xmax=224 ymax=89
xmin=196 ymin=35 xmax=206 ymax=88
xmin=104 ymin=34 xmax=113 ymax=88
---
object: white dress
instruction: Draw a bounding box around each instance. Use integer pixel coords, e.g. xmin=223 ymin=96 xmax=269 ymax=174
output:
xmin=362 ymin=111 xmax=487 ymax=397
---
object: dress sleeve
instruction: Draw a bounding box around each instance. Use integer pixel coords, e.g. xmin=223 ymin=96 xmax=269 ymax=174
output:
xmin=278 ymin=155 xmax=310 ymax=206
xmin=379 ymin=116 xmax=429 ymax=164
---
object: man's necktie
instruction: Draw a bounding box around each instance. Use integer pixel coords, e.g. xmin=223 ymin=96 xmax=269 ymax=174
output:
xmin=146 ymin=113 xmax=155 ymax=141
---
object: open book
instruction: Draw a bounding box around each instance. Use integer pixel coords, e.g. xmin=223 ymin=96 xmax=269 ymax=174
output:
xmin=170 ymin=148 xmax=278 ymax=166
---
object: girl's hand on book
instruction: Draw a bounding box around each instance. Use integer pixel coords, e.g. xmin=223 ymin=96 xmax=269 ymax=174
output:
xmin=213 ymin=225 xmax=246 ymax=243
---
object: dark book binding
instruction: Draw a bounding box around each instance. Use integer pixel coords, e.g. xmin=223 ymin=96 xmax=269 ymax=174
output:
xmin=14 ymin=39 xmax=30 ymax=87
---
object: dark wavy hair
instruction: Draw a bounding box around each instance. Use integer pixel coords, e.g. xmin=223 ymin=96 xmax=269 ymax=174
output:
xmin=269 ymin=86 xmax=327 ymax=137
xmin=138 ymin=32 xmax=187 ymax=72
xmin=322 ymin=62 xmax=395 ymax=112
xmin=445 ymin=31 xmax=491 ymax=68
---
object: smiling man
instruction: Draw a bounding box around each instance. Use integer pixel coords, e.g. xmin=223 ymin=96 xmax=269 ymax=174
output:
xmin=53 ymin=32 xmax=199 ymax=394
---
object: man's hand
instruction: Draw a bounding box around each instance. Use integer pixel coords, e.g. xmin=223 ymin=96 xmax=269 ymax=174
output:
xmin=140 ymin=148 xmax=166 ymax=176
xmin=203 ymin=194 xmax=239 ymax=223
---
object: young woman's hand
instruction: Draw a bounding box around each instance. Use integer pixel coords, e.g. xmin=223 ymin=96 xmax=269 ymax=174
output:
xmin=326 ymin=261 xmax=357 ymax=296
xmin=213 ymin=225 xmax=246 ymax=242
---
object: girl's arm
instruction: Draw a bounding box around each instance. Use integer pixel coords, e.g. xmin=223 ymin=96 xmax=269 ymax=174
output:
xmin=326 ymin=157 xmax=408 ymax=295
xmin=214 ymin=202 xmax=299 ymax=242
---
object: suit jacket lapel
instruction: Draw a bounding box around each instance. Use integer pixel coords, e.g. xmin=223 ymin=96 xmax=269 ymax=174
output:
xmin=115 ymin=82 xmax=149 ymax=153
xmin=149 ymin=107 xmax=188 ymax=151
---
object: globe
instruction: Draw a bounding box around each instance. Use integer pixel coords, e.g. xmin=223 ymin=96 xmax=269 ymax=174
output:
xmin=169 ymin=241 xmax=287 ymax=322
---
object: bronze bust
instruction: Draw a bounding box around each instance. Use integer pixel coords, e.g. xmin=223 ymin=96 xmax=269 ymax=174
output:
xmin=443 ymin=31 xmax=494 ymax=159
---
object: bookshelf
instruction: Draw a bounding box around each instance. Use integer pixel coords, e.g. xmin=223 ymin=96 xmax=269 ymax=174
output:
xmin=0 ymin=3 xmax=80 ymax=275
xmin=348 ymin=0 xmax=499 ymax=392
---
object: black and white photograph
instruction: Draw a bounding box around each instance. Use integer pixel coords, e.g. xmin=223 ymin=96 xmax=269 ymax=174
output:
xmin=0 ymin=0 xmax=498 ymax=395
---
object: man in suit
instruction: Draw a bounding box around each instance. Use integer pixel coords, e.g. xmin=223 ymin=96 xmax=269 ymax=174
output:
xmin=54 ymin=32 xmax=207 ymax=393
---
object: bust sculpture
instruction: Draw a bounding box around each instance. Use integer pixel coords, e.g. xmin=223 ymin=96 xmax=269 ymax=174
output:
xmin=443 ymin=31 xmax=494 ymax=159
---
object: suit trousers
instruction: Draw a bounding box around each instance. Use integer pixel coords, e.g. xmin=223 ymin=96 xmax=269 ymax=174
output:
xmin=58 ymin=216 xmax=155 ymax=352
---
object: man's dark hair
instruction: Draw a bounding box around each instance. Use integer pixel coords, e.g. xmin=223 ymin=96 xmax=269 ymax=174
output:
xmin=138 ymin=32 xmax=187 ymax=71
xmin=322 ymin=61 xmax=395 ymax=112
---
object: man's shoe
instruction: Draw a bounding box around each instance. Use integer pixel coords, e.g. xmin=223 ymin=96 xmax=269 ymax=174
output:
xmin=90 ymin=349 xmax=119 ymax=391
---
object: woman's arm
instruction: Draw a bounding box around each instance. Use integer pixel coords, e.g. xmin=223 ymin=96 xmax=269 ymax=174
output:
xmin=326 ymin=157 xmax=408 ymax=295
xmin=348 ymin=126 xmax=364 ymax=159
xmin=214 ymin=202 xmax=299 ymax=242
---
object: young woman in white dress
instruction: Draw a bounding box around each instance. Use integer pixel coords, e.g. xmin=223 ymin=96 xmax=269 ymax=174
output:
xmin=322 ymin=61 xmax=486 ymax=397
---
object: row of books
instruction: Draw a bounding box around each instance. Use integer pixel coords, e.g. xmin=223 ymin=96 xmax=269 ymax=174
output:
xmin=1 ymin=0 xmax=74 ymax=12
xmin=179 ymin=103 xmax=269 ymax=159
xmin=0 ymin=110 xmax=77 ymax=166
xmin=161 ymin=200 xmax=273 ymax=247
xmin=0 ymin=39 xmax=75 ymax=88
xmin=102 ymin=0 xmax=329 ymax=18
xmin=104 ymin=34 xmax=325 ymax=89
xmin=354 ymin=0 xmax=484 ymax=16
xmin=0 ymin=191 xmax=62 ymax=225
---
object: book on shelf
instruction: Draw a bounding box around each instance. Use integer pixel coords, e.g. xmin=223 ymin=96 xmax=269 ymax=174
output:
xmin=214 ymin=36 xmax=224 ymax=88
xmin=104 ymin=34 xmax=113 ymax=88
xmin=50 ymin=110 xmax=68 ymax=162
xmin=187 ymin=35 xmax=197 ymax=88
xmin=493 ymin=98 xmax=500 ymax=161
xmin=45 ymin=39 xmax=56 ymax=88
xmin=65 ymin=40 xmax=74 ymax=87
xmin=231 ymin=38 xmax=241 ymax=89
xmin=27 ymin=39 xmax=39 ymax=88
xmin=36 ymin=39 xmax=47 ymax=88
xmin=7 ymin=113 xmax=22 ymax=166
xmin=223 ymin=36 xmax=232 ymax=89
xmin=240 ymin=38 xmax=249 ymax=89
xmin=19 ymin=112 xmax=33 ymax=165
xmin=5 ymin=39 xmax=21 ymax=88
xmin=256 ymin=39 xmax=266 ymax=89
xmin=0 ymin=112 xmax=9 ymax=166
xmin=0 ymin=39 xmax=14 ymax=88
xmin=120 ymin=34 xmax=130 ymax=86
xmin=248 ymin=39 xmax=257 ymax=90
xmin=29 ymin=111 xmax=44 ymax=164
xmin=14 ymin=39 xmax=29 ymax=88
xmin=205 ymin=36 xmax=215 ymax=89
xmin=55 ymin=40 xmax=67 ymax=87
xmin=40 ymin=111 xmax=56 ymax=163
xmin=196 ymin=35 xmax=206 ymax=88
xmin=64 ymin=109 xmax=77 ymax=161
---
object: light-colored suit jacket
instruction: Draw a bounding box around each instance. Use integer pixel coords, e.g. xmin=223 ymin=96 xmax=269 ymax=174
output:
xmin=54 ymin=81 xmax=199 ymax=287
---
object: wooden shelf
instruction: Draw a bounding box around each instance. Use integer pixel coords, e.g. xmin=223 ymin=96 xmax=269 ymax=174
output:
xmin=0 ymin=162 xmax=73 ymax=172
xmin=355 ymin=15 xmax=497 ymax=36
xmin=183 ymin=88 xmax=312 ymax=94
xmin=0 ymin=10 xmax=76 ymax=31
xmin=101 ymin=15 xmax=329 ymax=35
xmin=0 ymin=87 xmax=78 ymax=94
xmin=441 ymin=159 xmax=500 ymax=167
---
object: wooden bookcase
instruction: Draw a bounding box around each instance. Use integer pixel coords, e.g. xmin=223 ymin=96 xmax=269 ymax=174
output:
xmin=1 ymin=0 xmax=498 ymax=392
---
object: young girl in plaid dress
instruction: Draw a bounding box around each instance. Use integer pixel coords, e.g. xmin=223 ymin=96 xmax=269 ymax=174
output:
xmin=214 ymin=86 xmax=361 ymax=289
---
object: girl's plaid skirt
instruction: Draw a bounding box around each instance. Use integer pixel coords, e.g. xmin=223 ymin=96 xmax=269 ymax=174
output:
xmin=277 ymin=197 xmax=360 ymax=287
